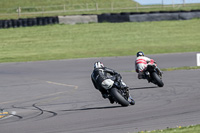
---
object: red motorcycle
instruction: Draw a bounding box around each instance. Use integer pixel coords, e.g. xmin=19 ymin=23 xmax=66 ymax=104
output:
xmin=144 ymin=60 xmax=164 ymax=87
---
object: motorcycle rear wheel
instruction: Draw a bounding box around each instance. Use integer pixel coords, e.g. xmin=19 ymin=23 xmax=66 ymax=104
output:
xmin=151 ymin=72 xmax=164 ymax=87
xmin=110 ymin=88 xmax=129 ymax=107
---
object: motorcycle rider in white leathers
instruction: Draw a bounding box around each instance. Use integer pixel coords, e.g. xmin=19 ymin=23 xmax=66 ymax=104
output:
xmin=135 ymin=51 xmax=155 ymax=79
xmin=91 ymin=61 xmax=134 ymax=104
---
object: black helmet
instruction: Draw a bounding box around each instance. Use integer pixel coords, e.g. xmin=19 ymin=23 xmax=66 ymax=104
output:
xmin=137 ymin=51 xmax=144 ymax=57
xmin=94 ymin=61 xmax=104 ymax=69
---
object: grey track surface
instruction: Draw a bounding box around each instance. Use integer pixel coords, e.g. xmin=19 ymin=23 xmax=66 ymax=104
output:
xmin=0 ymin=52 xmax=199 ymax=133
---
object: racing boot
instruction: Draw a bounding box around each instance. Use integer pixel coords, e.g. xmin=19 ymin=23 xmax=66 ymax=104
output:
xmin=128 ymin=94 xmax=135 ymax=105
xmin=102 ymin=93 xmax=109 ymax=99
xmin=108 ymin=96 xmax=115 ymax=104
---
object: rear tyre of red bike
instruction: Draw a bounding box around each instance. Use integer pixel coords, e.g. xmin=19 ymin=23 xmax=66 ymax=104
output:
xmin=151 ymin=72 xmax=164 ymax=87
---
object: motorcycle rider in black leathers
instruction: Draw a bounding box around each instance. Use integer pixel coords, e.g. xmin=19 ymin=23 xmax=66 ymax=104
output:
xmin=91 ymin=61 xmax=134 ymax=104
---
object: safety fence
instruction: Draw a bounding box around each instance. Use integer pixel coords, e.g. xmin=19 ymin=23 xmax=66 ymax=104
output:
xmin=0 ymin=10 xmax=200 ymax=29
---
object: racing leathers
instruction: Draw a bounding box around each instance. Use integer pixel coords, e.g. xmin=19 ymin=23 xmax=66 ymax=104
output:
xmin=135 ymin=56 xmax=155 ymax=79
xmin=91 ymin=67 xmax=134 ymax=104
xmin=91 ymin=67 xmax=119 ymax=97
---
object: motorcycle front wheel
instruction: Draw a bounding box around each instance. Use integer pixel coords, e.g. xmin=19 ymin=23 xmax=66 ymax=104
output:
xmin=110 ymin=88 xmax=129 ymax=107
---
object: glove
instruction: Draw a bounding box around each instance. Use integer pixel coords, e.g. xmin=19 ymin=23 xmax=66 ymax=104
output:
xmin=115 ymin=73 xmax=122 ymax=82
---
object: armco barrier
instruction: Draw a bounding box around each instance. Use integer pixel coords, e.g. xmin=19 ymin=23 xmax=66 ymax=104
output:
xmin=58 ymin=15 xmax=97 ymax=24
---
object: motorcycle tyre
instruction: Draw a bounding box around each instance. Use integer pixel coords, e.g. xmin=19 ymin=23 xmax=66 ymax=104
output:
xmin=151 ymin=72 xmax=164 ymax=87
xmin=110 ymin=88 xmax=129 ymax=107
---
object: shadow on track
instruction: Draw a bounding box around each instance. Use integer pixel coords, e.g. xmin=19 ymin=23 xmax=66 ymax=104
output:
xmin=62 ymin=105 xmax=122 ymax=112
xmin=129 ymin=86 xmax=157 ymax=90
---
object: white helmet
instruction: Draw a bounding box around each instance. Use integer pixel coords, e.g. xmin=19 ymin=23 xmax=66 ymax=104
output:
xmin=94 ymin=61 xmax=104 ymax=69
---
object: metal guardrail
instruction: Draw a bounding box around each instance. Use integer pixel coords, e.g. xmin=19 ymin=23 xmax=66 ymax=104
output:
xmin=0 ymin=2 xmax=199 ymax=18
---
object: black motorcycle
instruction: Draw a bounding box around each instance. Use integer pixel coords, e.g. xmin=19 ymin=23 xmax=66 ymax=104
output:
xmin=106 ymin=74 xmax=135 ymax=106
xmin=144 ymin=63 xmax=164 ymax=87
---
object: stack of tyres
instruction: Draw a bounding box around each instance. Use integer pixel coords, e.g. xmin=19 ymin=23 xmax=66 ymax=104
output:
xmin=11 ymin=19 xmax=18 ymax=28
xmin=27 ymin=18 xmax=37 ymax=26
xmin=42 ymin=17 xmax=48 ymax=25
xmin=191 ymin=9 xmax=200 ymax=12
xmin=17 ymin=19 xmax=23 ymax=27
xmin=52 ymin=16 xmax=59 ymax=24
xmin=0 ymin=16 xmax=59 ymax=29
xmin=1 ymin=20 xmax=7 ymax=29
xmin=46 ymin=17 xmax=55 ymax=25
xmin=36 ymin=17 xmax=48 ymax=26
xmin=2 ymin=20 xmax=12 ymax=28
xmin=19 ymin=18 xmax=28 ymax=27
xmin=27 ymin=18 xmax=33 ymax=26
xmin=98 ymin=13 xmax=130 ymax=23
xmin=0 ymin=20 xmax=3 ymax=29
xmin=36 ymin=17 xmax=43 ymax=26
xmin=45 ymin=17 xmax=54 ymax=25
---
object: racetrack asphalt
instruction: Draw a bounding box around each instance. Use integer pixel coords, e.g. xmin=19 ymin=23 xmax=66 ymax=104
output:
xmin=0 ymin=52 xmax=199 ymax=133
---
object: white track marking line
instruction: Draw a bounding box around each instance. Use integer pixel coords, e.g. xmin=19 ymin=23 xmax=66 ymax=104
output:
xmin=46 ymin=81 xmax=78 ymax=89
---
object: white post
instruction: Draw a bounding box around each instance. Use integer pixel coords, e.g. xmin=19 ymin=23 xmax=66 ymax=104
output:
xmin=197 ymin=53 xmax=200 ymax=66
xmin=172 ymin=0 xmax=174 ymax=8
xmin=17 ymin=7 xmax=21 ymax=18
xmin=183 ymin=0 xmax=185 ymax=6
xmin=111 ymin=2 xmax=114 ymax=11
xmin=136 ymin=3 xmax=138 ymax=12
xmin=64 ymin=4 xmax=66 ymax=11
xmin=96 ymin=3 xmax=98 ymax=11
xmin=86 ymin=3 xmax=89 ymax=11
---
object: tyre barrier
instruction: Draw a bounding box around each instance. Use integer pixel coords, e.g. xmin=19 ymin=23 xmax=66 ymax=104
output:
xmin=3 ymin=20 xmax=13 ymax=28
xmin=129 ymin=13 xmax=180 ymax=22
xmin=0 ymin=20 xmax=3 ymax=29
xmin=0 ymin=16 xmax=59 ymax=29
xmin=11 ymin=19 xmax=18 ymax=28
xmin=20 ymin=19 xmax=28 ymax=27
xmin=0 ymin=10 xmax=200 ymax=29
xmin=36 ymin=17 xmax=59 ymax=26
xmin=98 ymin=10 xmax=200 ymax=23
xmin=98 ymin=13 xmax=130 ymax=23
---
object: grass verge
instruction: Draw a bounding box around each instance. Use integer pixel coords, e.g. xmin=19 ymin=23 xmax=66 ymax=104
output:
xmin=161 ymin=66 xmax=200 ymax=71
xmin=0 ymin=19 xmax=200 ymax=63
xmin=137 ymin=124 xmax=200 ymax=133
xmin=124 ymin=66 xmax=200 ymax=73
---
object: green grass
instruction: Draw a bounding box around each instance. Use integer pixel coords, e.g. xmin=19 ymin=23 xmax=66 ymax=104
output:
xmin=0 ymin=0 xmax=138 ymax=19
xmin=161 ymin=66 xmax=200 ymax=71
xmin=0 ymin=0 xmax=136 ymax=8
xmin=0 ymin=19 xmax=200 ymax=63
xmin=137 ymin=124 xmax=200 ymax=133
xmin=123 ymin=66 xmax=200 ymax=73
